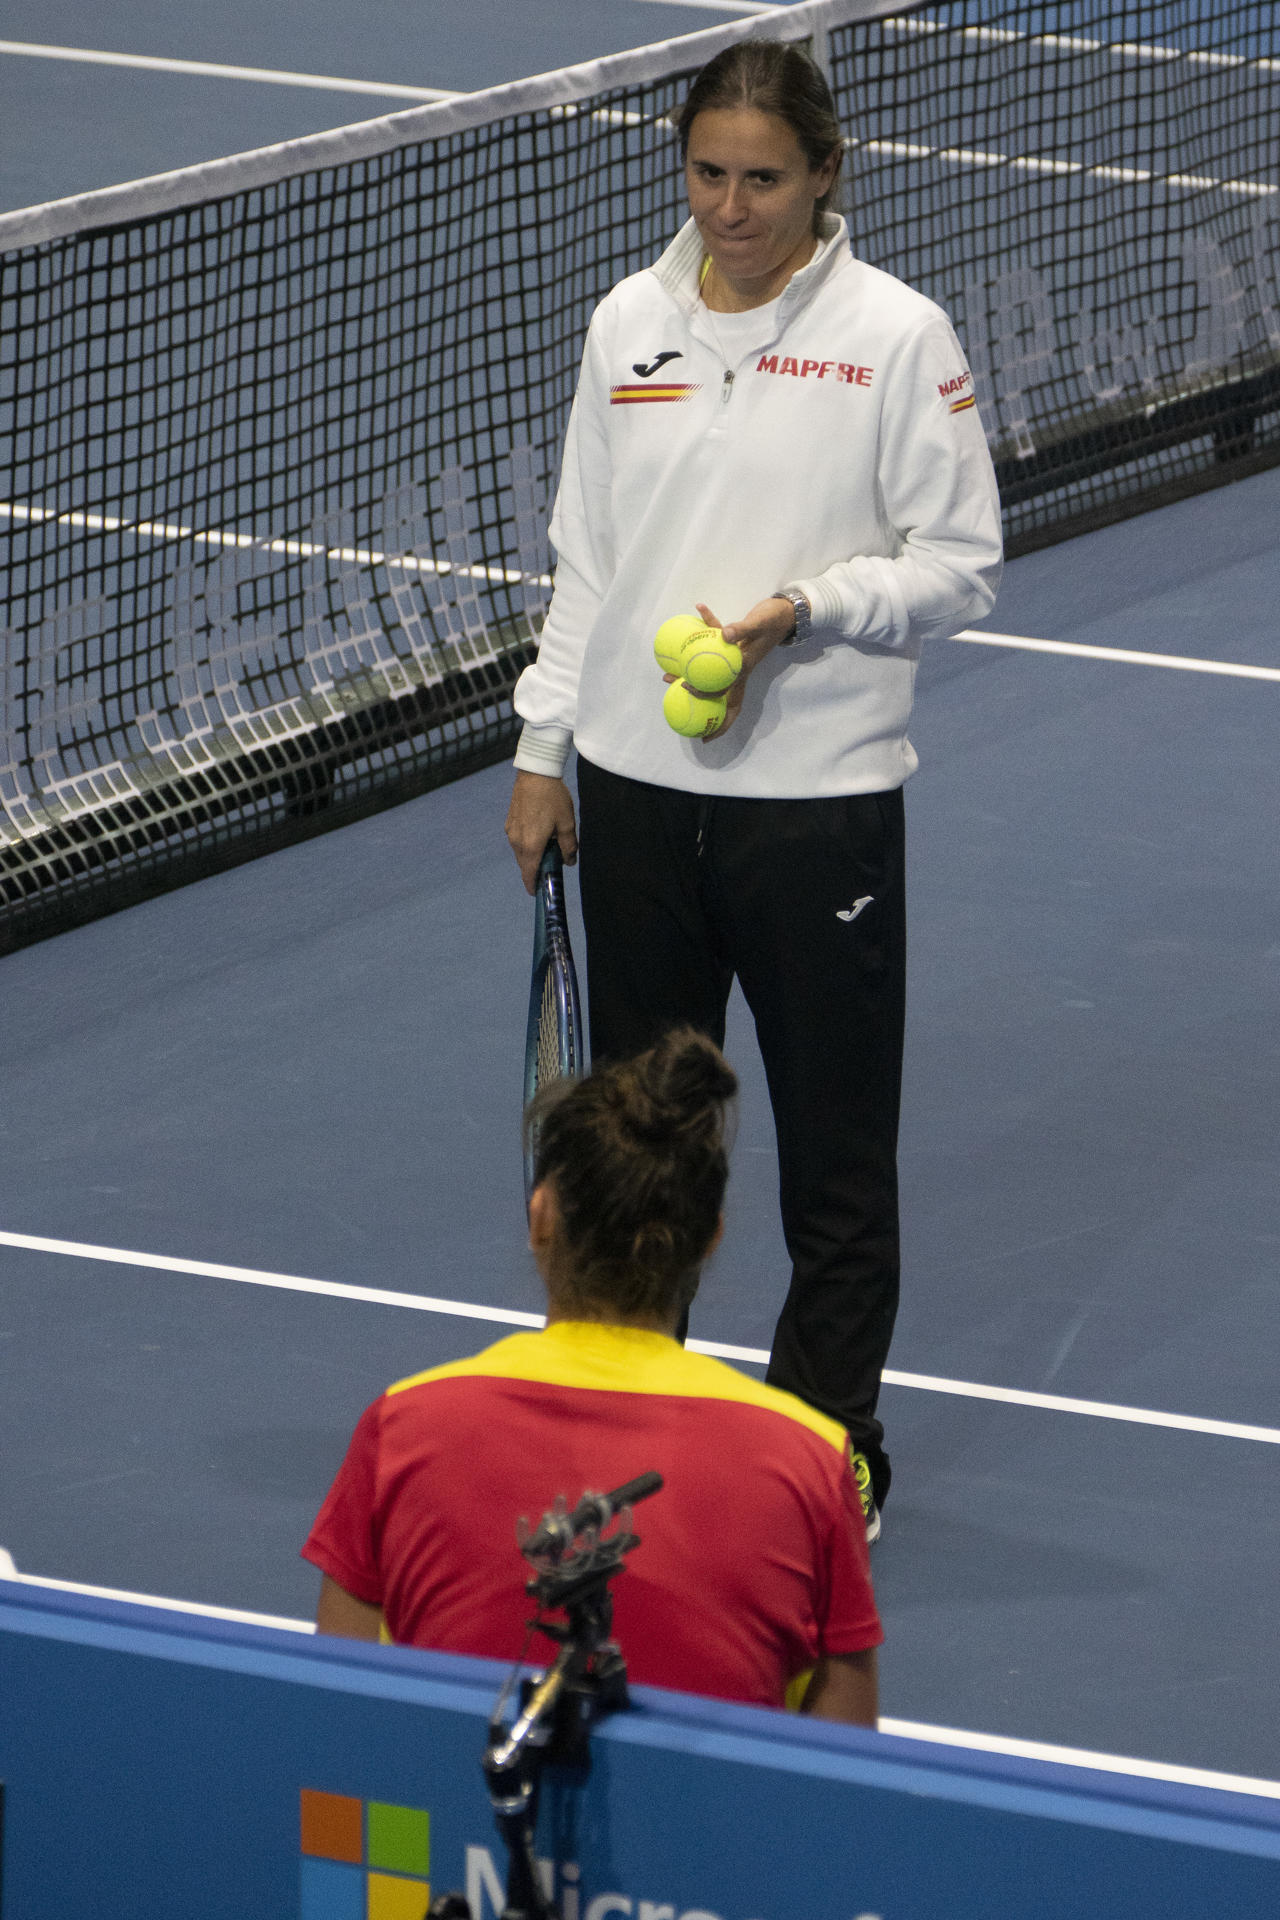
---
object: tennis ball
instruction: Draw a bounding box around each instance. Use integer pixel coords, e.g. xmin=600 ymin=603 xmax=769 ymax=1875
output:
xmin=653 ymin=613 xmax=709 ymax=676
xmin=663 ymin=679 xmax=727 ymax=738
xmin=681 ymin=632 xmax=742 ymax=695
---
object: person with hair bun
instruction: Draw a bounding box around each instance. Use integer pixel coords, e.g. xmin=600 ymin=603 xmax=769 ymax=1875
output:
xmin=304 ymin=1032 xmax=882 ymax=1723
xmin=505 ymin=36 xmax=1002 ymax=1539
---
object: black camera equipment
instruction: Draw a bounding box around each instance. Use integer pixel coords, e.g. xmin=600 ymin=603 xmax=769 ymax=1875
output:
xmin=427 ymin=1470 xmax=662 ymax=1920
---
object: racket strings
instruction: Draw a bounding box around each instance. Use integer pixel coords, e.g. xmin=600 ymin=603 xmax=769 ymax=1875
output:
xmin=535 ymin=963 xmax=564 ymax=1088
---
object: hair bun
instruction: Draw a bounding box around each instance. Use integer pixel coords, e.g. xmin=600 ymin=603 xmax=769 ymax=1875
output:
xmin=527 ymin=1027 xmax=736 ymax=1323
xmin=645 ymin=1028 xmax=738 ymax=1133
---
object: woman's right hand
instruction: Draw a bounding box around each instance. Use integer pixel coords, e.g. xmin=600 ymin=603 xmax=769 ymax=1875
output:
xmin=505 ymin=772 xmax=578 ymax=894
xmin=694 ymin=597 xmax=794 ymax=741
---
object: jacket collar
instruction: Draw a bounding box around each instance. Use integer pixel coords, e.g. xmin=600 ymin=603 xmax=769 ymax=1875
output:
xmin=649 ymin=211 xmax=851 ymax=321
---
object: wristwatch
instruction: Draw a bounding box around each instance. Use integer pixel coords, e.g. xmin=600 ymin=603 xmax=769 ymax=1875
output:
xmin=775 ymin=586 xmax=811 ymax=646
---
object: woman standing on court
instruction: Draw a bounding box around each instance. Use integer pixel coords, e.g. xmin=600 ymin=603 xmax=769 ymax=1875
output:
xmin=504 ymin=38 xmax=1003 ymax=1538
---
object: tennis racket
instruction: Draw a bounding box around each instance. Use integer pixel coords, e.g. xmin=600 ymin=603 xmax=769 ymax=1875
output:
xmin=523 ymin=837 xmax=584 ymax=1207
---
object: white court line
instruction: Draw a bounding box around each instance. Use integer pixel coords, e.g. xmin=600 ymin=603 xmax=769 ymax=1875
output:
xmin=857 ymin=135 xmax=1275 ymax=198
xmin=4 ymin=502 xmax=1275 ymax=675
xmin=634 ymin=0 xmax=780 ymax=11
xmin=0 ymin=501 xmax=550 ymax=591
xmin=1 ymin=1555 xmax=1277 ymax=1799
xmin=0 ymin=1556 xmax=312 ymax=1634
xmin=0 ymin=1229 xmax=546 ymax=1330
xmin=953 ymin=629 xmax=1280 ymax=683
xmin=886 ymin=14 xmax=1280 ymax=84
xmin=0 ymin=39 xmax=459 ymax=102
xmin=877 ymin=1718 xmax=1280 ymax=1802
xmin=878 ymin=1369 xmax=1280 ymax=1444
xmin=1 ymin=502 xmax=1272 ymax=662
xmin=4 ymin=1228 xmax=1279 ymax=1447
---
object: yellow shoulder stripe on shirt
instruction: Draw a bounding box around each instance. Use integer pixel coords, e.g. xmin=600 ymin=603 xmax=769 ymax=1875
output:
xmin=386 ymin=1321 xmax=848 ymax=1454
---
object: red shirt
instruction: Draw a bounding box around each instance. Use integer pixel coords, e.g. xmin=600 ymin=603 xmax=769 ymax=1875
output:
xmin=303 ymin=1321 xmax=882 ymax=1709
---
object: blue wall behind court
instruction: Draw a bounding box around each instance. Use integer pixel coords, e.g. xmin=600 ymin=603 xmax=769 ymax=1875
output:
xmin=3 ymin=1583 xmax=1280 ymax=1919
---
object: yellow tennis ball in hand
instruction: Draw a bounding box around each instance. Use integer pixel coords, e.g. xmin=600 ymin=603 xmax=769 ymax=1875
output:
xmin=663 ymin=680 xmax=727 ymax=738
xmin=681 ymin=632 xmax=742 ymax=695
xmin=653 ymin=614 xmax=709 ymax=676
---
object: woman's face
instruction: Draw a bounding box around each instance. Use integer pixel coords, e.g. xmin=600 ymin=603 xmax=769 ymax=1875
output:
xmin=684 ymin=106 xmax=838 ymax=303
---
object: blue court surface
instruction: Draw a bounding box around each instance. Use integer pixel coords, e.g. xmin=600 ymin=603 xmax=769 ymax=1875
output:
xmin=2 ymin=463 xmax=1278 ymax=1786
xmin=0 ymin=0 xmax=781 ymax=214
xmin=1 ymin=0 xmax=1279 ymax=1814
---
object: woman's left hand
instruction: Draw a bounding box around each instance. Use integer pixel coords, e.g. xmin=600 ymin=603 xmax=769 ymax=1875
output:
xmin=687 ymin=597 xmax=796 ymax=741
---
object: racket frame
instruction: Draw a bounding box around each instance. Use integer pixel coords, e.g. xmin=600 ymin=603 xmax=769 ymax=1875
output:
xmin=523 ymin=839 xmax=584 ymax=1205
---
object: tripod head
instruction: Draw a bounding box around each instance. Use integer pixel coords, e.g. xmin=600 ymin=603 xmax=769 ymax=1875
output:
xmin=517 ymin=1471 xmax=663 ymax=1654
xmin=518 ymin=1471 xmax=664 ymax=1566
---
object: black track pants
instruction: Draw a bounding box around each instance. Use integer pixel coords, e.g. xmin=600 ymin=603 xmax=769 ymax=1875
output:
xmin=576 ymin=757 xmax=905 ymax=1506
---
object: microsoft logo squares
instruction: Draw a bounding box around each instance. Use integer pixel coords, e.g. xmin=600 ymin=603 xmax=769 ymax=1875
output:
xmin=300 ymin=1788 xmax=431 ymax=1919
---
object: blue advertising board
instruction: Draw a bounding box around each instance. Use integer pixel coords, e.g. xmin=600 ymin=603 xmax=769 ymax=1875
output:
xmin=2 ymin=1580 xmax=1279 ymax=1919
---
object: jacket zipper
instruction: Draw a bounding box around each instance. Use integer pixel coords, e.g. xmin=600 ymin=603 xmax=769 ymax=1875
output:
xmin=720 ymin=369 xmax=734 ymax=405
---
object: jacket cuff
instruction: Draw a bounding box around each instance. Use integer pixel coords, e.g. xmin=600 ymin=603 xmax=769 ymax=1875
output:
xmin=513 ymin=723 xmax=574 ymax=778
xmin=790 ymin=572 xmax=856 ymax=635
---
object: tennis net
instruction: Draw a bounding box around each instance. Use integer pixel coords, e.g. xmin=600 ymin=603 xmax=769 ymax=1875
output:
xmin=1 ymin=0 xmax=1276 ymax=949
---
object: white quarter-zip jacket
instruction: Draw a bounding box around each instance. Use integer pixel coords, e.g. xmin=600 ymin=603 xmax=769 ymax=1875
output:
xmin=513 ymin=214 xmax=1003 ymax=798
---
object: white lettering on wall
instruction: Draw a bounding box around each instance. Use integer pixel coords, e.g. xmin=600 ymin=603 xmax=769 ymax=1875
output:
xmin=465 ymin=1844 xmax=508 ymax=1919
xmin=1177 ymin=233 xmax=1250 ymax=383
xmin=1247 ymin=195 xmax=1280 ymax=350
xmin=1076 ymin=289 xmax=1156 ymax=404
xmin=508 ymin=433 xmax=551 ymax=640
xmin=5 ymin=597 xmax=141 ymax=830
xmin=985 ymin=266 xmax=1059 ymax=459
xmin=148 ymin=536 xmax=333 ymax=767
xmin=426 ymin=463 xmax=490 ymax=664
xmin=300 ymin=509 xmax=412 ymax=705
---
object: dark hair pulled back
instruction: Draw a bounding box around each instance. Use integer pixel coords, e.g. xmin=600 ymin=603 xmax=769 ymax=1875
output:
xmin=528 ymin=1029 xmax=737 ymax=1322
xmin=674 ymin=40 xmax=845 ymax=220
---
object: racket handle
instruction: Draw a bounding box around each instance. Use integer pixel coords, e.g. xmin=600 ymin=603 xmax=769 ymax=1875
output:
xmin=537 ymin=836 xmax=563 ymax=881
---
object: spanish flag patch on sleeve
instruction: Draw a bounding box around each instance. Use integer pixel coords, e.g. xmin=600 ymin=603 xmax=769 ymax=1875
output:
xmin=610 ymin=383 xmax=701 ymax=404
